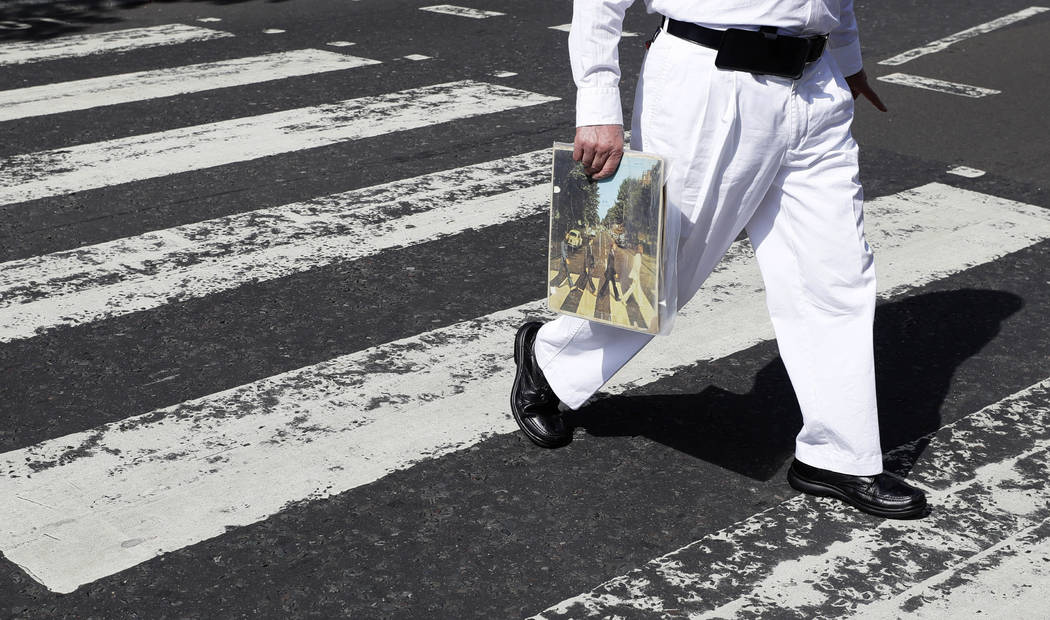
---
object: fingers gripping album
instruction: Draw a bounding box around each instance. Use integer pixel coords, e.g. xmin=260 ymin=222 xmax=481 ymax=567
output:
xmin=547 ymin=143 xmax=666 ymax=335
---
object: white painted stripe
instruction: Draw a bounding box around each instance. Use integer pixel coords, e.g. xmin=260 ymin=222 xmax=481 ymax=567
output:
xmin=880 ymin=6 xmax=1050 ymax=66
xmin=877 ymin=72 xmax=1001 ymax=98
xmin=0 ymin=183 xmax=1047 ymax=592
xmin=419 ymin=4 xmax=504 ymax=18
xmin=948 ymin=165 xmax=987 ymax=178
xmin=0 ymin=149 xmax=551 ymax=342
xmin=0 ymin=49 xmax=381 ymax=122
xmin=854 ymin=517 xmax=1050 ymax=618
xmin=549 ymin=23 xmax=640 ymax=37
xmin=403 ymin=54 xmax=431 ymax=61
xmin=534 ymin=378 xmax=1050 ymax=618
xmin=0 ymin=80 xmax=557 ymax=205
xmin=0 ymin=24 xmax=233 ymax=67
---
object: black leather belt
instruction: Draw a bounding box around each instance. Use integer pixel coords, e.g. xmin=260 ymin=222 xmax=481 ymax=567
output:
xmin=664 ymin=18 xmax=827 ymax=79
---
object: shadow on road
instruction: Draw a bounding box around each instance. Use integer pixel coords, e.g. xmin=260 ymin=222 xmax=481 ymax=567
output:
xmin=0 ymin=0 xmax=287 ymax=41
xmin=569 ymin=289 xmax=1023 ymax=482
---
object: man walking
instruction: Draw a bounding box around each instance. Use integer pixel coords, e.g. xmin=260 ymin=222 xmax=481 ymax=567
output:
xmin=574 ymin=240 xmax=598 ymax=293
xmin=549 ymin=238 xmax=576 ymax=289
xmin=595 ymin=242 xmax=621 ymax=302
xmin=511 ymin=0 xmax=927 ymax=518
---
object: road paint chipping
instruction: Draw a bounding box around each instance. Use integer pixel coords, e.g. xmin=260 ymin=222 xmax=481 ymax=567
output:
xmin=419 ymin=5 xmax=505 ymax=19
xmin=947 ymin=165 xmax=987 ymax=178
xmin=0 ymin=149 xmax=551 ymax=342
xmin=0 ymin=183 xmax=1047 ymax=592
xmin=0 ymin=80 xmax=557 ymax=205
xmin=854 ymin=517 xmax=1050 ymax=618
xmin=534 ymin=379 xmax=1050 ymax=619
xmin=877 ymin=73 xmax=1001 ymax=98
xmin=0 ymin=49 xmax=381 ymax=122
xmin=0 ymin=24 xmax=233 ymax=67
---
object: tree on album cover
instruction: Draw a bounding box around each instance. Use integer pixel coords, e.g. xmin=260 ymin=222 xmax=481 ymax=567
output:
xmin=548 ymin=143 xmax=665 ymax=335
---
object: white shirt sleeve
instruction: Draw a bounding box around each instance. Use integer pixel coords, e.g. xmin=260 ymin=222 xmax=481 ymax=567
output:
xmin=568 ymin=0 xmax=636 ymax=127
xmin=828 ymin=0 xmax=863 ymax=77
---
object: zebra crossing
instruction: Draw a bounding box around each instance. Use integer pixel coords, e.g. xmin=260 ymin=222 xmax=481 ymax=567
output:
xmin=536 ymin=379 xmax=1050 ymax=618
xmin=2 ymin=14 xmax=1050 ymax=617
xmin=0 ymin=24 xmax=232 ymax=66
xmin=0 ymin=49 xmax=381 ymax=121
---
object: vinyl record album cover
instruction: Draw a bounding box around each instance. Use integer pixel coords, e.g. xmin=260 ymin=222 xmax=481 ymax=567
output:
xmin=547 ymin=142 xmax=665 ymax=334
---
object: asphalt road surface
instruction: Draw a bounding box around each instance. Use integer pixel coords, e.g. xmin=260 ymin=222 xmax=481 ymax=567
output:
xmin=1 ymin=0 xmax=1049 ymax=618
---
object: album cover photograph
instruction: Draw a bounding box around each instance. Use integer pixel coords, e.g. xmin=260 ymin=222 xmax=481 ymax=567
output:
xmin=547 ymin=143 xmax=665 ymax=334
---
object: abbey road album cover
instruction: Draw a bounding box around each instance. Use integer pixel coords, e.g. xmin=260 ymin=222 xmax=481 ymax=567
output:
xmin=548 ymin=142 xmax=665 ymax=335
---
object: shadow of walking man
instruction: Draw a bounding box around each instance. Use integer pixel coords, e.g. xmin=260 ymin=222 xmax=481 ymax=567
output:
xmin=570 ymin=289 xmax=1023 ymax=482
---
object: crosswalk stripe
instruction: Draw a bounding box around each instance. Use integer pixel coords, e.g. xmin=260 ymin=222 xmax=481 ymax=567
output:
xmin=853 ymin=517 xmax=1050 ymax=617
xmin=0 ymin=49 xmax=382 ymax=122
xmin=877 ymin=72 xmax=1000 ymax=98
xmin=0 ymin=148 xmax=550 ymax=342
xmin=0 ymin=24 xmax=233 ymax=67
xmin=0 ymin=183 xmax=1045 ymax=593
xmin=0 ymin=80 xmax=558 ymax=206
xmin=533 ymin=378 xmax=1050 ymax=618
xmin=878 ymin=6 xmax=1050 ymax=66
xmin=419 ymin=5 xmax=505 ymax=18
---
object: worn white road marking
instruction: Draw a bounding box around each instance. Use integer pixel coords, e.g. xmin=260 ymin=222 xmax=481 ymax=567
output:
xmin=0 ymin=24 xmax=233 ymax=67
xmin=262 ymin=28 xmax=285 ymax=34
xmin=0 ymin=80 xmax=557 ymax=205
xmin=880 ymin=6 xmax=1050 ymax=66
xmin=854 ymin=517 xmax=1050 ymax=618
xmin=326 ymin=41 xmax=355 ymax=47
xmin=403 ymin=54 xmax=431 ymax=61
xmin=534 ymin=378 xmax=1050 ymax=619
xmin=548 ymin=23 xmax=639 ymax=37
xmin=196 ymin=18 xmax=222 ymax=23
xmin=0 ymin=149 xmax=552 ymax=343
xmin=948 ymin=165 xmax=987 ymax=178
xmin=0 ymin=184 xmax=1047 ymax=593
xmin=877 ymin=72 xmax=1001 ymax=98
xmin=419 ymin=5 xmax=504 ymax=18
xmin=493 ymin=71 xmax=517 ymax=78
xmin=0 ymin=49 xmax=381 ymax=122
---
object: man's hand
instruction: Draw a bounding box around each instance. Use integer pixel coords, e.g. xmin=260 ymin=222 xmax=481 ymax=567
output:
xmin=844 ymin=69 xmax=887 ymax=112
xmin=574 ymin=125 xmax=624 ymax=180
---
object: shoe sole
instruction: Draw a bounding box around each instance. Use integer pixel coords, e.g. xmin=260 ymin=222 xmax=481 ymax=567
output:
xmin=787 ymin=468 xmax=927 ymax=519
xmin=511 ymin=324 xmax=571 ymax=449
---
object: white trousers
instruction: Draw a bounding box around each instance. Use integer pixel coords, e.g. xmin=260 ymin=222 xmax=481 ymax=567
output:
xmin=535 ymin=30 xmax=883 ymax=475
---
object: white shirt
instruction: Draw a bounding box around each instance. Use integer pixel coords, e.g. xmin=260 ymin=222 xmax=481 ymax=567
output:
xmin=568 ymin=0 xmax=864 ymax=126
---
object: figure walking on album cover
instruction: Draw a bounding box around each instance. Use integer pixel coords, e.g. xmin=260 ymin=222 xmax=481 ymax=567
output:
xmin=574 ymin=240 xmax=597 ymax=293
xmin=549 ymin=239 xmax=575 ymax=288
xmin=596 ymin=243 xmax=621 ymax=301
xmin=621 ymin=243 xmax=647 ymax=329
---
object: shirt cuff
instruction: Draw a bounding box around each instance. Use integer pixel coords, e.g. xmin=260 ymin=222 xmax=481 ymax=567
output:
xmin=575 ymin=86 xmax=623 ymax=127
xmin=828 ymin=38 xmax=863 ymax=77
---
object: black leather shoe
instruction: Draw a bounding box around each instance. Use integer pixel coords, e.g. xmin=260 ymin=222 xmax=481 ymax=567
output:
xmin=787 ymin=458 xmax=927 ymax=519
xmin=510 ymin=322 xmax=572 ymax=448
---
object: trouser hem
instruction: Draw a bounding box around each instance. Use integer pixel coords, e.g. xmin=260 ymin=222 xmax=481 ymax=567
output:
xmin=534 ymin=320 xmax=593 ymax=410
xmin=794 ymin=445 xmax=883 ymax=476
